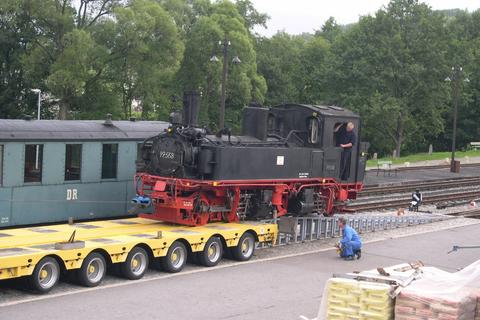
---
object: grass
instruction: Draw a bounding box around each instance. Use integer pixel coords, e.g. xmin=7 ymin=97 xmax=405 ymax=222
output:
xmin=366 ymin=149 xmax=480 ymax=167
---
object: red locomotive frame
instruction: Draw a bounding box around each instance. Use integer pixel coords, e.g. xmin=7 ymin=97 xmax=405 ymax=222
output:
xmin=135 ymin=173 xmax=363 ymax=226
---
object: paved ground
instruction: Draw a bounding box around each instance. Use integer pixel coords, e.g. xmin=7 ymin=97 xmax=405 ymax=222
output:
xmin=1 ymin=222 xmax=479 ymax=320
xmin=365 ymin=165 xmax=480 ymax=186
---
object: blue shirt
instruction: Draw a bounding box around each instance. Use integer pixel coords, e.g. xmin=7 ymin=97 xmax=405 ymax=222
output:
xmin=340 ymin=225 xmax=362 ymax=245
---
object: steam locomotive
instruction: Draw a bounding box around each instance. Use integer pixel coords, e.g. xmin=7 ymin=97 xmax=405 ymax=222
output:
xmin=135 ymin=92 xmax=367 ymax=226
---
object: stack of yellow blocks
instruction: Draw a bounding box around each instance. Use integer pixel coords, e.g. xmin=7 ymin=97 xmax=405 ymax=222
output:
xmin=326 ymin=278 xmax=394 ymax=320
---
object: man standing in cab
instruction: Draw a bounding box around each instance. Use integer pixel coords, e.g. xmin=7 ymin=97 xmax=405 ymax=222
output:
xmin=334 ymin=122 xmax=356 ymax=180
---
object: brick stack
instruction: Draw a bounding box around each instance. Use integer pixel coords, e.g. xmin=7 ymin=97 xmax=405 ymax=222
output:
xmin=474 ymin=290 xmax=480 ymax=320
xmin=394 ymin=290 xmax=477 ymax=320
xmin=324 ymin=278 xmax=394 ymax=320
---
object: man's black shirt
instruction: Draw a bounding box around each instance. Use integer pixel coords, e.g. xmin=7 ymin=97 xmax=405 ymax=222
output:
xmin=339 ymin=130 xmax=356 ymax=150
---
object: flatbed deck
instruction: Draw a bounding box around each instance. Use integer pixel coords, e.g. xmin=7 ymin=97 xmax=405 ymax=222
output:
xmin=0 ymin=218 xmax=277 ymax=292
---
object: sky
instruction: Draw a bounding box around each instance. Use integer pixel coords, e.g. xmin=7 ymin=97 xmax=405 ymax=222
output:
xmin=250 ymin=0 xmax=480 ymax=37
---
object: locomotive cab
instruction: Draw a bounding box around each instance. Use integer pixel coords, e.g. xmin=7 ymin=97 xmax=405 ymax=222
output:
xmin=262 ymin=104 xmax=367 ymax=184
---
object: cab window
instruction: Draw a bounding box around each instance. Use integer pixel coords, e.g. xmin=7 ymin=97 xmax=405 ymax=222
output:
xmin=308 ymin=118 xmax=319 ymax=144
xmin=334 ymin=122 xmax=347 ymax=146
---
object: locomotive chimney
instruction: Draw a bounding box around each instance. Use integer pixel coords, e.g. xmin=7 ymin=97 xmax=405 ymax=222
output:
xmin=182 ymin=91 xmax=200 ymax=127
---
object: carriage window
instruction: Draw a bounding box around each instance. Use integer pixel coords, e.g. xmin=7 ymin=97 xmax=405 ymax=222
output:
xmin=65 ymin=144 xmax=82 ymax=181
xmin=308 ymin=118 xmax=319 ymax=144
xmin=24 ymin=144 xmax=43 ymax=183
xmin=101 ymin=144 xmax=118 ymax=179
xmin=0 ymin=145 xmax=3 ymax=185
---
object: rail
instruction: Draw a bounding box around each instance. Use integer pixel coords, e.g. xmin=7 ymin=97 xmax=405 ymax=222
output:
xmin=273 ymin=214 xmax=453 ymax=245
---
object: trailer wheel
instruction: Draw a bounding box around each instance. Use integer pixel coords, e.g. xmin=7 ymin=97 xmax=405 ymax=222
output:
xmin=121 ymin=247 xmax=149 ymax=280
xmin=29 ymin=256 xmax=60 ymax=293
xmin=231 ymin=232 xmax=255 ymax=261
xmin=198 ymin=237 xmax=223 ymax=267
xmin=77 ymin=252 xmax=107 ymax=287
xmin=159 ymin=241 xmax=187 ymax=273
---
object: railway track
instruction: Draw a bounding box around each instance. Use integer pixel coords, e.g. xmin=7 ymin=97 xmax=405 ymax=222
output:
xmin=348 ymin=190 xmax=480 ymax=211
xmin=447 ymin=207 xmax=480 ymax=218
xmin=367 ymin=162 xmax=480 ymax=173
xmin=360 ymin=177 xmax=480 ymax=197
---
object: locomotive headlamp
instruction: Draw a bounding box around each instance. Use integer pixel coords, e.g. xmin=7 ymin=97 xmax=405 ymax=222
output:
xmin=213 ymin=181 xmax=219 ymax=186
xmin=361 ymin=152 xmax=366 ymax=157
xmin=167 ymin=127 xmax=173 ymax=133
xmin=322 ymin=179 xmax=326 ymax=183
xmin=312 ymin=112 xmax=318 ymax=117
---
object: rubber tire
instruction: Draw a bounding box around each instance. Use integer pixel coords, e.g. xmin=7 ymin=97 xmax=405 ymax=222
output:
xmin=198 ymin=237 xmax=223 ymax=267
xmin=77 ymin=252 xmax=107 ymax=287
xmin=29 ymin=256 xmax=61 ymax=293
xmin=120 ymin=247 xmax=149 ymax=280
xmin=159 ymin=241 xmax=187 ymax=273
xmin=188 ymin=250 xmax=200 ymax=265
xmin=231 ymin=232 xmax=256 ymax=261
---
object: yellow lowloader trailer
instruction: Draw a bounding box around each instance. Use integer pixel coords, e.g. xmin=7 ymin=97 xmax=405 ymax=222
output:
xmin=0 ymin=218 xmax=277 ymax=293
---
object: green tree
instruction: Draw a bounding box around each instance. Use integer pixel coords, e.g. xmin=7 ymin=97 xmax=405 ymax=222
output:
xmin=256 ymin=32 xmax=306 ymax=105
xmin=327 ymin=0 xmax=450 ymax=157
xmin=235 ymin=0 xmax=269 ymax=31
xmin=178 ymin=0 xmax=266 ymax=131
xmin=316 ymin=17 xmax=342 ymax=43
xmin=0 ymin=0 xmax=37 ymax=118
xmin=18 ymin=0 xmax=123 ymax=119
xmin=102 ymin=0 xmax=184 ymax=119
xmin=46 ymin=29 xmax=108 ymax=119
xmin=437 ymin=9 xmax=479 ymax=151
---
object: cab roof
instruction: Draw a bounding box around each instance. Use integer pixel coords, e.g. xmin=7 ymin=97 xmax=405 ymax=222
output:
xmin=272 ymin=103 xmax=359 ymax=118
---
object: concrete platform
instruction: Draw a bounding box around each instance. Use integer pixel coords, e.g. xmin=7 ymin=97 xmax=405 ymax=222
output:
xmin=1 ymin=223 xmax=479 ymax=320
xmin=365 ymin=166 xmax=480 ymax=186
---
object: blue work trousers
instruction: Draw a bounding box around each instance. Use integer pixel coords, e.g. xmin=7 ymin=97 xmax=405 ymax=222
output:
xmin=341 ymin=240 xmax=361 ymax=257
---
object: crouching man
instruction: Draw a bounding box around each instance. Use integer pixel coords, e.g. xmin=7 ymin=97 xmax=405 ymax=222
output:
xmin=338 ymin=217 xmax=362 ymax=261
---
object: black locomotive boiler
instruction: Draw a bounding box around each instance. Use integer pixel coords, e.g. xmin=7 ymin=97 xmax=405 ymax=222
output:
xmin=135 ymin=92 xmax=367 ymax=226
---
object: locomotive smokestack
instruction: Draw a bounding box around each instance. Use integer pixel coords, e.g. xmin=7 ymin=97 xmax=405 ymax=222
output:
xmin=183 ymin=91 xmax=200 ymax=127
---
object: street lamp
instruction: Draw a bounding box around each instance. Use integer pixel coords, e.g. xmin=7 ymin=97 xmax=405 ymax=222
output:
xmin=30 ymin=88 xmax=41 ymax=120
xmin=445 ymin=66 xmax=469 ymax=173
xmin=31 ymin=88 xmax=41 ymax=170
xmin=210 ymin=37 xmax=241 ymax=129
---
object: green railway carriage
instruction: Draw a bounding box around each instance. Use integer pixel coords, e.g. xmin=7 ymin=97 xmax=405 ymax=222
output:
xmin=0 ymin=118 xmax=168 ymax=227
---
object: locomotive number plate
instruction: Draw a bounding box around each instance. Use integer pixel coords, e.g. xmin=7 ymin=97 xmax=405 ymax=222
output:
xmin=159 ymin=151 xmax=175 ymax=159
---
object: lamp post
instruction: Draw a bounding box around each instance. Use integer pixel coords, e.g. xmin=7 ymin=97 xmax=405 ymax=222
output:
xmin=210 ymin=37 xmax=241 ymax=129
xmin=31 ymin=88 xmax=41 ymax=120
xmin=31 ymin=88 xmax=41 ymax=169
xmin=445 ymin=67 xmax=469 ymax=173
